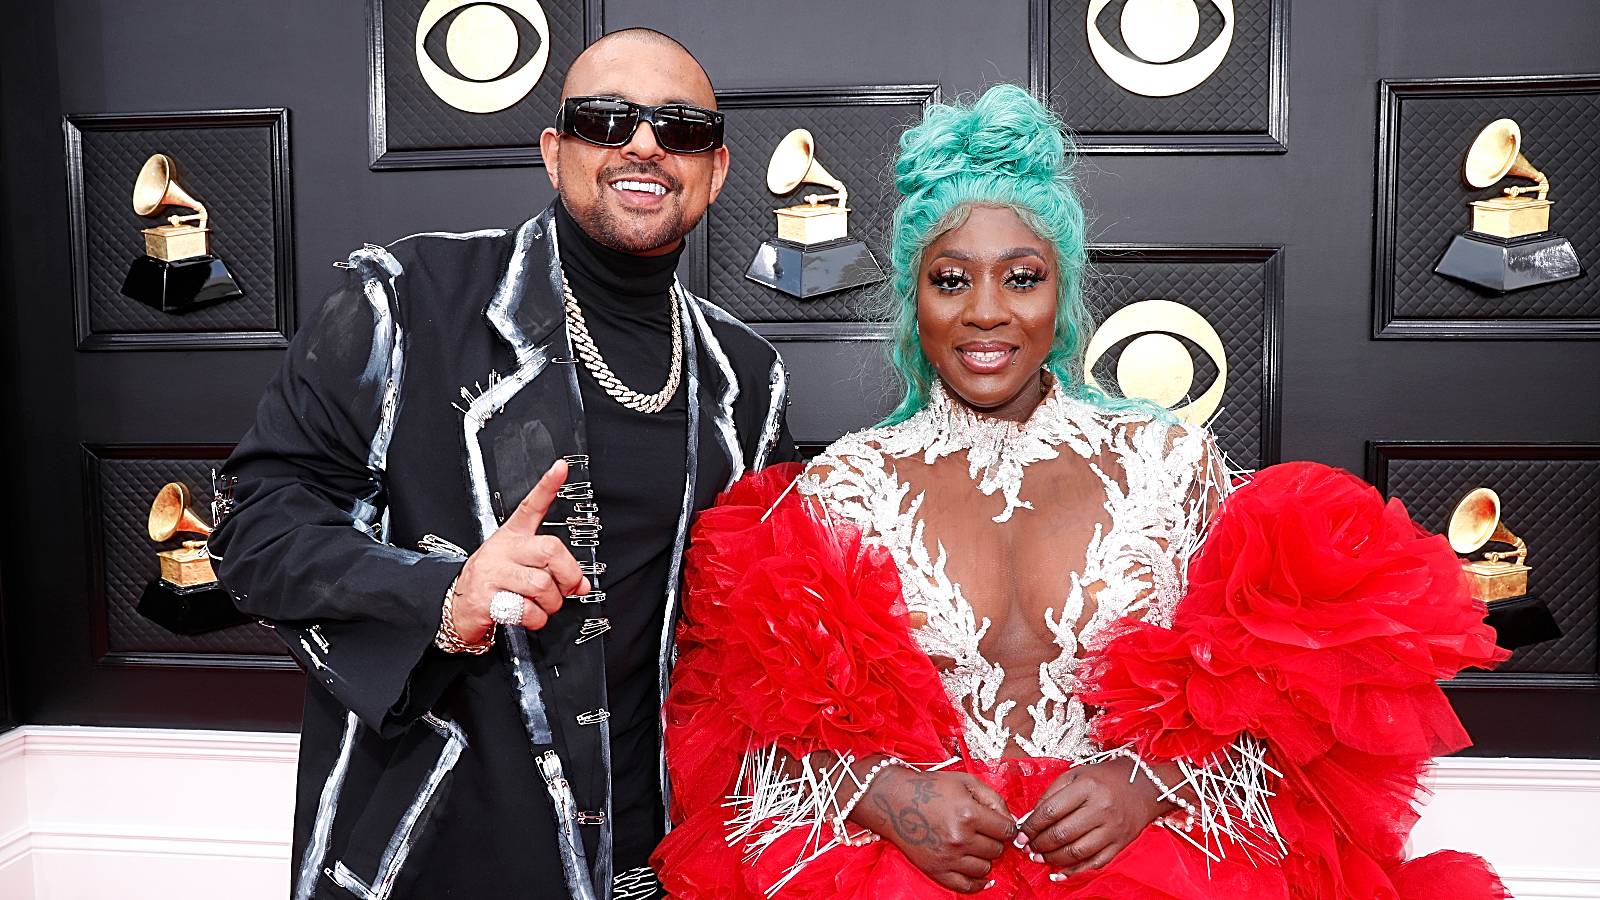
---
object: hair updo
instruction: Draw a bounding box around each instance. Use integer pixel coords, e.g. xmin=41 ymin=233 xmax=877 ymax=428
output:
xmin=878 ymin=84 xmax=1104 ymax=424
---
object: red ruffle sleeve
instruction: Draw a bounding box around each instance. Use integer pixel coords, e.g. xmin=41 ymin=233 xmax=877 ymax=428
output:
xmin=657 ymin=463 xmax=965 ymax=897
xmin=1080 ymin=461 xmax=1510 ymax=899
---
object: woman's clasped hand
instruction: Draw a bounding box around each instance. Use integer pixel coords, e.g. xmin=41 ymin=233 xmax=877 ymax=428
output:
xmin=853 ymin=756 xmax=1170 ymax=892
xmin=1018 ymin=758 xmax=1170 ymax=880
xmin=854 ymin=767 xmax=1017 ymax=893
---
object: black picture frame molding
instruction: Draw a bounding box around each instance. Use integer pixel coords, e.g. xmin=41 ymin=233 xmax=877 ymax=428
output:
xmin=368 ymin=0 xmax=605 ymax=170
xmin=63 ymin=108 xmax=296 ymax=351
xmin=1372 ymin=74 xmax=1600 ymax=340
xmin=1027 ymin=0 xmax=1290 ymax=154
xmin=1365 ymin=440 xmax=1600 ymax=695
xmin=1089 ymin=243 xmax=1285 ymax=467
xmin=680 ymin=84 xmax=941 ymax=342
xmin=80 ymin=442 xmax=295 ymax=673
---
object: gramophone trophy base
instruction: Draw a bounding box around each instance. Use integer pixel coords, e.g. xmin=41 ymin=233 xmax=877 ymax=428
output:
xmin=136 ymin=578 xmax=250 ymax=636
xmin=1434 ymin=230 xmax=1580 ymax=293
xmin=1469 ymin=197 xmax=1550 ymax=239
xmin=746 ymin=237 xmax=886 ymax=300
xmin=142 ymin=224 xmax=210 ymax=262
xmin=121 ymin=254 xmax=245 ymax=314
xmin=1462 ymin=560 xmax=1531 ymax=603
xmin=775 ymin=204 xmax=850 ymax=245
xmin=1482 ymin=593 xmax=1562 ymax=652
xmin=157 ymin=546 xmax=218 ymax=587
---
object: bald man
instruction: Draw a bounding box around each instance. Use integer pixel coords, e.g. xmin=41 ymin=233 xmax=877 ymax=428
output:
xmin=212 ymin=28 xmax=796 ymax=900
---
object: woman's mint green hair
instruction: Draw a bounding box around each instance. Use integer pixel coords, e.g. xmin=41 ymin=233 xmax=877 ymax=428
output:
xmin=879 ymin=84 xmax=1114 ymax=425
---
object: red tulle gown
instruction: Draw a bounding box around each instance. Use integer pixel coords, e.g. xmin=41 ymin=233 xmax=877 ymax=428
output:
xmin=653 ymin=384 xmax=1509 ymax=899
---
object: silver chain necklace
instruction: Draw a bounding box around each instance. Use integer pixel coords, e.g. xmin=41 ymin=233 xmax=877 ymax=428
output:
xmin=561 ymin=271 xmax=684 ymax=414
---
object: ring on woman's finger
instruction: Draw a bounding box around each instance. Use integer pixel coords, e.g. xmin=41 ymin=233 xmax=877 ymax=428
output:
xmin=489 ymin=590 xmax=527 ymax=626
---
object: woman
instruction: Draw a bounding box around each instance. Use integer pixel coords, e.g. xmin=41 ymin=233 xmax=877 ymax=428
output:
xmin=653 ymin=85 xmax=1509 ymax=899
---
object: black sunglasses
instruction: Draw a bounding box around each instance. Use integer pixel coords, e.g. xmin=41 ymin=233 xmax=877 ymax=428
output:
xmin=557 ymin=96 xmax=725 ymax=154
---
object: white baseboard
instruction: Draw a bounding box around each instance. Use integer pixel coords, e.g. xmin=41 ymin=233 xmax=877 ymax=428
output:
xmin=24 ymin=824 xmax=290 ymax=859
xmin=0 ymin=825 xmax=31 ymax=871
xmin=0 ymin=726 xmax=296 ymax=900
xmin=0 ymin=726 xmax=1595 ymax=898
xmin=1413 ymin=757 xmax=1600 ymax=899
xmin=1493 ymin=867 xmax=1600 ymax=900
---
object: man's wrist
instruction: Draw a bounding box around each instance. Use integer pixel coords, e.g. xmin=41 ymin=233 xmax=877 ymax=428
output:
xmin=435 ymin=576 xmax=494 ymax=655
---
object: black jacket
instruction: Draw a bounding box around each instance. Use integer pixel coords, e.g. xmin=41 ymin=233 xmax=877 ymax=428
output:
xmin=210 ymin=203 xmax=793 ymax=899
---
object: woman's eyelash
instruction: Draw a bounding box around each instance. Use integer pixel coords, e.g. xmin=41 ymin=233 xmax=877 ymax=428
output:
xmin=927 ymin=267 xmax=1047 ymax=292
xmin=1006 ymin=268 xmax=1048 ymax=288
xmin=930 ymin=269 xmax=971 ymax=291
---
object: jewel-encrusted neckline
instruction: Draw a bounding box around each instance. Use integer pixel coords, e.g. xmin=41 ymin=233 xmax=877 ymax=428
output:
xmin=913 ymin=377 xmax=1073 ymax=523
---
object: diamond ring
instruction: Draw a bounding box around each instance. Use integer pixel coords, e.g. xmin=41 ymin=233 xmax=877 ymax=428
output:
xmin=489 ymin=591 xmax=526 ymax=627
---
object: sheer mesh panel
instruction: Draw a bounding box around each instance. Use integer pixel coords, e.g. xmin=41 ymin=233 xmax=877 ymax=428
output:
xmin=801 ymin=382 xmax=1226 ymax=760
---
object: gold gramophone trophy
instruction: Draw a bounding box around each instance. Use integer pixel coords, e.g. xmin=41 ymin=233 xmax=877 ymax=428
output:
xmin=745 ymin=128 xmax=885 ymax=299
xmin=1447 ymin=487 xmax=1531 ymax=604
xmin=148 ymin=482 xmax=217 ymax=590
xmin=119 ymin=153 xmax=245 ymax=313
xmin=1434 ymin=119 xmax=1581 ymax=293
xmin=136 ymin=480 xmax=247 ymax=635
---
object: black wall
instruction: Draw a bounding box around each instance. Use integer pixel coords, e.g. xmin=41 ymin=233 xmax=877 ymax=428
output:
xmin=1 ymin=1 xmax=1597 ymax=752
xmin=0 ymin=199 xmax=10 ymax=734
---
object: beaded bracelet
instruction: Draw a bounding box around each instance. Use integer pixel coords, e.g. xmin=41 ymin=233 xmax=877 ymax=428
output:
xmin=1098 ymin=746 xmax=1200 ymax=825
xmin=831 ymin=755 xmax=907 ymax=845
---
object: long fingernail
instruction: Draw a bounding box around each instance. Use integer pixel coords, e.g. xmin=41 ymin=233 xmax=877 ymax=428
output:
xmin=1049 ymin=872 xmax=1068 ymax=883
xmin=984 ymin=880 xmax=996 ymax=890
xmin=1012 ymin=832 xmax=1028 ymax=849
xmin=1029 ymin=851 xmax=1044 ymax=864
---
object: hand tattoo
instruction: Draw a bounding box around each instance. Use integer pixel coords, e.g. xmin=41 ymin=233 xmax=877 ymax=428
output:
xmin=873 ymin=774 xmax=941 ymax=848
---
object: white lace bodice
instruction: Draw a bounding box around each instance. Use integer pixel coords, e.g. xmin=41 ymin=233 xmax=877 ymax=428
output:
xmin=797 ymin=381 xmax=1227 ymax=762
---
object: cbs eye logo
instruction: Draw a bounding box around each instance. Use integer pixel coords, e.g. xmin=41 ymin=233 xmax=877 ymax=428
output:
xmin=1086 ymin=0 xmax=1235 ymax=97
xmin=415 ymin=0 xmax=550 ymax=114
xmin=1083 ymin=299 xmax=1227 ymax=426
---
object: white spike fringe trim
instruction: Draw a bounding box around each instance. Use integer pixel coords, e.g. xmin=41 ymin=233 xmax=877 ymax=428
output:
xmin=724 ymin=745 xmax=961 ymax=897
xmin=1083 ymin=735 xmax=1285 ymax=868
xmin=725 ymin=736 xmax=1282 ymax=894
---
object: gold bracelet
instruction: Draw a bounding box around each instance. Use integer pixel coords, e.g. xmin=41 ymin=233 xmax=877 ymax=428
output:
xmin=435 ymin=577 xmax=494 ymax=655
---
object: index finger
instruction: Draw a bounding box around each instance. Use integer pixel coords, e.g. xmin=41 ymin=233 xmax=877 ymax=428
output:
xmin=502 ymin=459 xmax=568 ymax=534
xmin=1021 ymin=776 xmax=1093 ymax=839
xmin=963 ymin=780 xmax=1020 ymax=842
xmin=508 ymin=537 xmax=588 ymax=598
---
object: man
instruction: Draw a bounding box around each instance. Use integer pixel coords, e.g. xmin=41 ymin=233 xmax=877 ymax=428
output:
xmin=210 ymin=29 xmax=795 ymax=900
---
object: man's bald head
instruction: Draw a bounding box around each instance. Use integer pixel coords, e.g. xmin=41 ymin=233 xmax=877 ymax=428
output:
xmin=539 ymin=28 xmax=729 ymax=256
xmin=560 ymin=28 xmax=716 ymax=107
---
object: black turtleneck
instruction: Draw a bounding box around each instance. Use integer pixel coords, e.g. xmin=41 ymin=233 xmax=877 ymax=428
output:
xmin=555 ymin=200 xmax=717 ymax=877
xmin=556 ymin=199 xmax=684 ymax=307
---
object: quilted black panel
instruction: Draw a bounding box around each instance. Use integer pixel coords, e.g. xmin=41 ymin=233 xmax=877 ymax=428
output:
xmin=86 ymin=447 xmax=286 ymax=658
xmin=1044 ymin=0 xmax=1277 ymax=135
xmin=1383 ymin=85 xmax=1600 ymax=321
xmin=703 ymin=92 xmax=932 ymax=323
xmin=1383 ymin=456 xmax=1599 ymax=676
xmin=1085 ymin=249 xmax=1279 ymax=470
xmin=74 ymin=120 xmax=285 ymax=338
xmin=375 ymin=0 xmax=587 ymax=157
